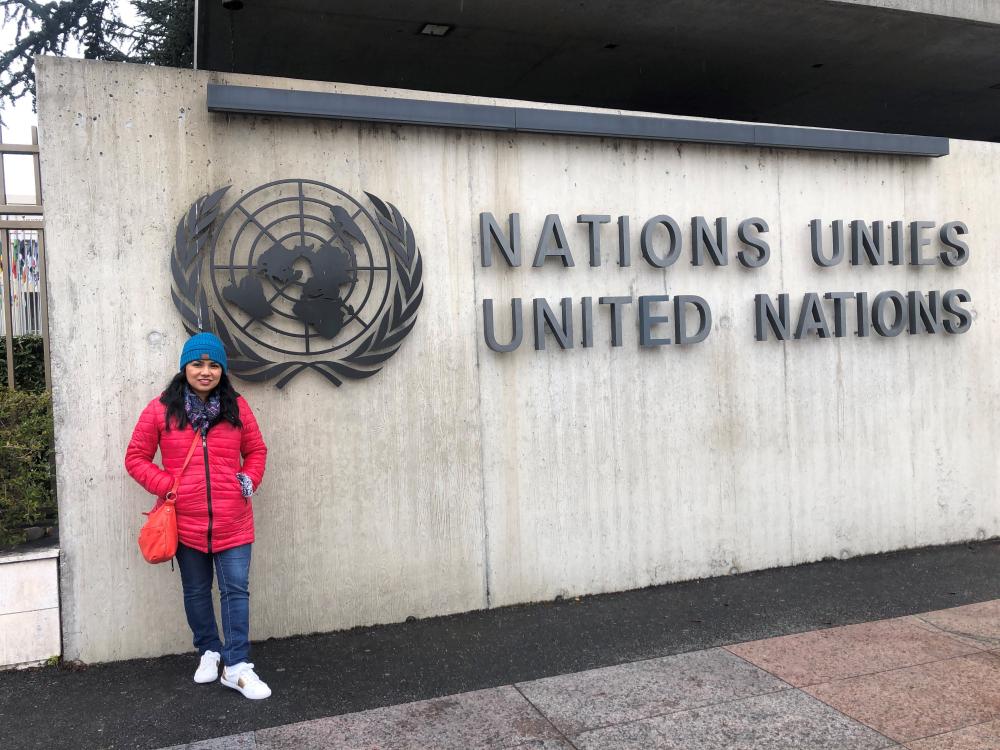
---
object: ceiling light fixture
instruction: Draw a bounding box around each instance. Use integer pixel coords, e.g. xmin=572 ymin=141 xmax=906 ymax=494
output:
xmin=419 ymin=23 xmax=453 ymax=36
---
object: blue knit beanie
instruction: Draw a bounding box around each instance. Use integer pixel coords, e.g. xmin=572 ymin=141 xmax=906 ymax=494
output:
xmin=179 ymin=332 xmax=228 ymax=373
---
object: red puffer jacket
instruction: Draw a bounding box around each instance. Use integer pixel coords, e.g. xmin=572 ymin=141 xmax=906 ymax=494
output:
xmin=125 ymin=396 xmax=267 ymax=553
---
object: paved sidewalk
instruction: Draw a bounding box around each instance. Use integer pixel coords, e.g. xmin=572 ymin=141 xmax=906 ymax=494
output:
xmin=3 ymin=541 xmax=1000 ymax=749
xmin=159 ymin=599 xmax=1000 ymax=750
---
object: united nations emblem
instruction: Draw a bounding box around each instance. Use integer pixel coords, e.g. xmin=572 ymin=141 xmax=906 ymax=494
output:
xmin=171 ymin=179 xmax=423 ymax=388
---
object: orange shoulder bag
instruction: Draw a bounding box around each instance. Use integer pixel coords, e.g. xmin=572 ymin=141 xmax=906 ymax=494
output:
xmin=138 ymin=430 xmax=201 ymax=564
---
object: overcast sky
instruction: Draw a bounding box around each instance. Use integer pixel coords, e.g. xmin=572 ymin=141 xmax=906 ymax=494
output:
xmin=2 ymin=98 xmax=36 ymax=202
xmin=1 ymin=22 xmax=40 ymax=201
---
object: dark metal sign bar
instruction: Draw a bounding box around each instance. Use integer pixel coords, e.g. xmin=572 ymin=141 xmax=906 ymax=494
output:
xmin=207 ymin=83 xmax=949 ymax=158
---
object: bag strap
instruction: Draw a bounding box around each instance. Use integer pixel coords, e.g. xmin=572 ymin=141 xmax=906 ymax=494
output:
xmin=164 ymin=430 xmax=204 ymax=504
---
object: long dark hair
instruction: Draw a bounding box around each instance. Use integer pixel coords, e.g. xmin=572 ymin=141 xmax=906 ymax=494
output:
xmin=160 ymin=371 xmax=243 ymax=431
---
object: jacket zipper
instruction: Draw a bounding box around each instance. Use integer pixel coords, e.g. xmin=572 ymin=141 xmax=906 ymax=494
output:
xmin=202 ymin=426 xmax=213 ymax=554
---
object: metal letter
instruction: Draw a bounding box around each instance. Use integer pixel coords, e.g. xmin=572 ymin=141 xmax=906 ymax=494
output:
xmin=480 ymin=212 xmax=521 ymax=267
xmin=850 ymin=220 xmax=885 ymax=265
xmin=810 ymin=219 xmax=844 ymax=267
xmin=909 ymin=221 xmax=936 ymax=265
xmin=581 ymin=296 xmax=594 ymax=348
xmin=639 ymin=295 xmax=671 ymax=346
xmin=640 ymin=215 xmax=681 ymax=268
xmin=483 ymin=298 xmax=523 ymax=352
xmin=578 ymin=214 xmax=611 ymax=267
xmin=754 ymin=293 xmax=790 ymax=341
xmin=618 ymin=215 xmax=631 ymax=267
xmin=675 ymin=295 xmax=712 ymax=344
xmin=794 ymin=293 xmax=833 ymax=339
xmin=533 ymin=214 xmax=575 ymax=267
xmin=823 ymin=292 xmax=856 ymax=337
xmin=533 ymin=297 xmax=574 ymax=349
xmin=907 ymin=290 xmax=942 ymax=334
xmin=939 ymin=222 xmax=970 ymax=267
xmin=942 ymin=288 xmax=973 ymax=334
xmin=691 ymin=216 xmax=728 ymax=266
xmin=890 ymin=220 xmax=904 ymax=265
xmin=737 ymin=217 xmax=770 ymax=268
xmin=856 ymin=292 xmax=871 ymax=337
xmin=872 ymin=291 xmax=906 ymax=336
xmin=599 ymin=296 xmax=632 ymax=347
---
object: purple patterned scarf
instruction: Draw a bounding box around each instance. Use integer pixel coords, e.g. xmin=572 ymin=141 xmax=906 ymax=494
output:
xmin=184 ymin=386 xmax=221 ymax=434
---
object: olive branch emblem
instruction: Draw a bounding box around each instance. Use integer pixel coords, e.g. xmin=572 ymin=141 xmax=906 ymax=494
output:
xmin=171 ymin=184 xmax=424 ymax=389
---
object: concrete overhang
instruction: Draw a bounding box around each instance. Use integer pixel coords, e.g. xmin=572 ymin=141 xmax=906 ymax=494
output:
xmin=197 ymin=0 xmax=1000 ymax=142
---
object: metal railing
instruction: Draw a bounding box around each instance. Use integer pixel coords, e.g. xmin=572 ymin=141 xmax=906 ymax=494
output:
xmin=1 ymin=127 xmax=50 ymax=390
xmin=1 ymin=230 xmax=42 ymax=335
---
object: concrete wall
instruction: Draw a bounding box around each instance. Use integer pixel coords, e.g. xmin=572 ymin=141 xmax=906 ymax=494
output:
xmin=831 ymin=0 xmax=1000 ymax=25
xmin=0 ymin=548 xmax=60 ymax=668
xmin=37 ymin=57 xmax=1000 ymax=663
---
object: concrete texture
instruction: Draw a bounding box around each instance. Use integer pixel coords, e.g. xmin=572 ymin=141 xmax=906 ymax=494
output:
xmin=832 ymin=0 xmax=1000 ymax=25
xmin=516 ymin=649 xmax=787 ymax=735
xmin=0 ymin=609 xmax=60 ymax=669
xmin=255 ymin=687 xmax=560 ymax=749
xmin=0 ymin=548 xmax=60 ymax=668
xmin=572 ymin=690 xmax=898 ymax=749
xmin=161 ymin=735 xmax=256 ymax=750
xmin=0 ymin=554 xmax=59 ymax=614
xmin=36 ymin=58 xmax=1000 ymax=663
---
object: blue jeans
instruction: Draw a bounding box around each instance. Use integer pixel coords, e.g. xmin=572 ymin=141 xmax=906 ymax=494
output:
xmin=175 ymin=542 xmax=252 ymax=666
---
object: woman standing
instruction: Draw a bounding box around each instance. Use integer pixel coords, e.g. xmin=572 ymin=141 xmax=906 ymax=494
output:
xmin=125 ymin=332 xmax=271 ymax=699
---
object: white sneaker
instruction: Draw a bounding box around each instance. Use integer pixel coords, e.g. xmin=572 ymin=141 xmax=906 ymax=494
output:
xmin=194 ymin=650 xmax=221 ymax=683
xmin=220 ymin=662 xmax=272 ymax=699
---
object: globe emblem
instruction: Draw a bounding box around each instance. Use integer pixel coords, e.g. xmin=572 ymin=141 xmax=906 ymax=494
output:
xmin=208 ymin=179 xmax=393 ymax=357
xmin=172 ymin=179 xmax=423 ymax=388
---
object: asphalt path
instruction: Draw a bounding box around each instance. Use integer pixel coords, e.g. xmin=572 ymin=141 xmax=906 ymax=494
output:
xmin=2 ymin=540 xmax=999 ymax=749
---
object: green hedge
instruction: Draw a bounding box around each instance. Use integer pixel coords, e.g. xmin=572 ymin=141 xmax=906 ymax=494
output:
xmin=12 ymin=335 xmax=46 ymax=392
xmin=0 ymin=389 xmax=56 ymax=548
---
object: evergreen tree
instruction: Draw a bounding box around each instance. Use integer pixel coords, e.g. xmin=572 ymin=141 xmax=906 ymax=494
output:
xmin=0 ymin=0 xmax=194 ymax=117
xmin=130 ymin=0 xmax=192 ymax=67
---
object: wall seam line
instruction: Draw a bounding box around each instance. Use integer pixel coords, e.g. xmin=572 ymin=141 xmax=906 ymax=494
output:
xmin=469 ymin=137 xmax=492 ymax=610
xmin=0 ymin=606 xmax=59 ymax=617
